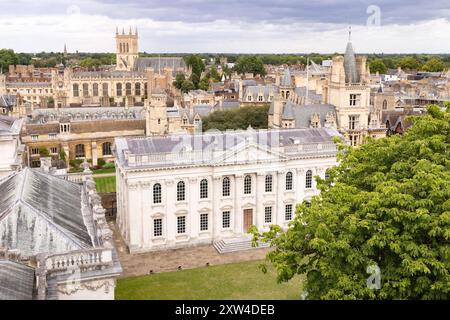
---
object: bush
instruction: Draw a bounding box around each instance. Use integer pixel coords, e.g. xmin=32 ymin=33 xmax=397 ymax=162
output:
xmin=97 ymin=158 xmax=106 ymax=167
xmin=102 ymin=162 xmax=115 ymax=169
xmin=39 ymin=147 xmax=50 ymax=157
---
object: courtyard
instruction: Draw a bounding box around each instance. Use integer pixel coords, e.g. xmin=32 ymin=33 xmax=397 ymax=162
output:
xmin=115 ymin=260 xmax=304 ymax=300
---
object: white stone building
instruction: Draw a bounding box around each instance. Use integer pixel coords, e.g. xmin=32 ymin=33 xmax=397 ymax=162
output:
xmin=0 ymin=115 xmax=24 ymax=178
xmin=114 ymin=127 xmax=340 ymax=253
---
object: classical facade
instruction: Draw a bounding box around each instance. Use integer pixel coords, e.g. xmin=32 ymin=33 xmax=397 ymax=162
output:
xmin=0 ymin=167 xmax=122 ymax=299
xmin=114 ymin=127 xmax=340 ymax=253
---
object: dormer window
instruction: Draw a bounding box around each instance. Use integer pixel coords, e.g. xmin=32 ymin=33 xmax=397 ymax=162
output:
xmin=258 ymin=95 xmax=263 ymax=102
xmin=247 ymin=95 xmax=252 ymax=102
xmin=183 ymin=118 xmax=188 ymax=125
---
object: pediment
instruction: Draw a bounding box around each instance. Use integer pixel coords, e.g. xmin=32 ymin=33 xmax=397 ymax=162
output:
xmin=213 ymin=142 xmax=286 ymax=165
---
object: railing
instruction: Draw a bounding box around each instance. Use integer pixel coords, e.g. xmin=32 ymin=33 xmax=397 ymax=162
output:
xmin=54 ymin=172 xmax=85 ymax=184
xmin=45 ymin=248 xmax=113 ymax=272
xmin=127 ymin=142 xmax=338 ymax=167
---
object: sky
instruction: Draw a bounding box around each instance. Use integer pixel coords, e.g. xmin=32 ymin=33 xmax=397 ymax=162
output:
xmin=0 ymin=0 xmax=449 ymax=54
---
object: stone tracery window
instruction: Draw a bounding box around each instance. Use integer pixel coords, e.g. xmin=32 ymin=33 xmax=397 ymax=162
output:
xmin=102 ymin=142 xmax=112 ymax=156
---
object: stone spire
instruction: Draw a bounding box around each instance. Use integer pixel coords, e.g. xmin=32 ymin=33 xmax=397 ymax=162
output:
xmin=344 ymin=26 xmax=359 ymax=84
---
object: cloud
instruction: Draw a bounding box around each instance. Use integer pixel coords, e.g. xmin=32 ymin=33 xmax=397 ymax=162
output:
xmin=0 ymin=0 xmax=449 ymax=53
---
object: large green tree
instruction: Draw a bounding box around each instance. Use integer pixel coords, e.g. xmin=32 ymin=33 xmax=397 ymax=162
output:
xmin=234 ymin=56 xmax=266 ymax=77
xmin=422 ymin=58 xmax=446 ymax=72
xmin=253 ymin=104 xmax=450 ymax=299
xmin=0 ymin=49 xmax=19 ymax=71
xmin=202 ymin=105 xmax=269 ymax=131
xmin=397 ymin=56 xmax=421 ymax=70
xmin=369 ymin=59 xmax=388 ymax=74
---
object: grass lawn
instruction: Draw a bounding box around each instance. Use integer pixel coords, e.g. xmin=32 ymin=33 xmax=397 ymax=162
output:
xmin=94 ymin=176 xmax=116 ymax=193
xmin=115 ymin=260 xmax=304 ymax=300
xmin=92 ymin=167 xmax=116 ymax=174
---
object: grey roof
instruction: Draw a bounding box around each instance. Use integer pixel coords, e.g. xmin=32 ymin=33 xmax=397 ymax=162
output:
xmin=0 ymin=260 xmax=35 ymax=300
xmin=28 ymin=106 xmax=145 ymax=124
xmin=217 ymin=100 xmax=240 ymax=110
xmin=0 ymin=95 xmax=17 ymax=108
xmin=0 ymin=168 xmax=94 ymax=257
xmin=243 ymin=84 xmax=278 ymax=101
xmin=135 ymin=57 xmax=187 ymax=73
xmin=294 ymin=87 xmax=323 ymax=104
xmin=193 ymin=104 xmax=213 ymax=117
xmin=282 ymin=102 xmax=337 ymax=128
xmin=280 ymin=69 xmax=292 ymax=87
xmin=0 ymin=115 xmax=22 ymax=136
xmin=344 ymin=42 xmax=359 ymax=84
xmin=115 ymin=127 xmax=340 ymax=169
xmin=72 ymin=70 xmax=146 ymax=78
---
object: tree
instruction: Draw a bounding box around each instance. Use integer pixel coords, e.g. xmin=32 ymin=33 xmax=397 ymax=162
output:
xmin=180 ymin=80 xmax=195 ymax=93
xmin=184 ymin=55 xmax=205 ymax=88
xmin=0 ymin=49 xmax=19 ymax=71
xmin=397 ymin=56 xmax=421 ymax=71
xmin=252 ymin=104 xmax=450 ymax=300
xmin=234 ymin=56 xmax=266 ymax=77
xmin=202 ymin=105 xmax=269 ymax=131
xmin=422 ymin=58 xmax=446 ymax=72
xmin=39 ymin=147 xmax=50 ymax=157
xmin=369 ymin=59 xmax=387 ymax=74
xmin=173 ymin=73 xmax=186 ymax=90
xmin=198 ymin=77 xmax=210 ymax=91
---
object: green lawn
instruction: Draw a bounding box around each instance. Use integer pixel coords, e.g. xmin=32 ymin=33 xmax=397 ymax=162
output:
xmin=115 ymin=260 xmax=304 ymax=300
xmin=94 ymin=176 xmax=116 ymax=193
xmin=92 ymin=167 xmax=116 ymax=174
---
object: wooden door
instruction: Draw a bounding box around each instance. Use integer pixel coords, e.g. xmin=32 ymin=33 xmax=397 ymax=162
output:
xmin=243 ymin=209 xmax=253 ymax=232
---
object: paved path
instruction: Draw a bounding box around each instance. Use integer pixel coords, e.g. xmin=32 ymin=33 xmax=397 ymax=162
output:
xmin=93 ymin=172 xmax=115 ymax=178
xmin=109 ymin=222 xmax=271 ymax=278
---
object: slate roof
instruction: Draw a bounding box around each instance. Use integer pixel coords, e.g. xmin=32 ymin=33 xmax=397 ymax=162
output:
xmin=280 ymin=69 xmax=293 ymax=87
xmin=281 ymin=101 xmax=337 ymax=128
xmin=0 ymin=168 xmax=94 ymax=257
xmin=344 ymin=41 xmax=359 ymax=84
xmin=115 ymin=127 xmax=341 ymax=169
xmin=0 ymin=115 xmax=22 ymax=136
xmin=134 ymin=57 xmax=187 ymax=73
xmin=0 ymin=259 xmax=35 ymax=300
xmin=0 ymin=95 xmax=17 ymax=108
xmin=243 ymin=84 xmax=278 ymax=101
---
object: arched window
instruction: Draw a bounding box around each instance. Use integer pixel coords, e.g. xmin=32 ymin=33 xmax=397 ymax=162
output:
xmin=116 ymin=83 xmax=122 ymax=96
xmin=153 ymin=183 xmax=162 ymax=204
xmin=305 ymin=170 xmax=313 ymax=189
xmin=177 ymin=181 xmax=185 ymax=201
xmin=244 ymin=175 xmax=252 ymax=194
xmin=82 ymin=83 xmax=89 ymax=97
xmin=382 ymin=99 xmax=388 ymax=110
xmin=135 ymin=83 xmax=141 ymax=96
xmin=102 ymin=142 xmax=112 ymax=156
xmin=126 ymin=82 xmax=132 ymax=96
xmin=75 ymin=144 xmax=85 ymax=158
xmin=102 ymin=83 xmax=109 ymax=97
xmin=265 ymin=174 xmax=272 ymax=192
xmin=222 ymin=177 xmax=230 ymax=197
xmin=286 ymin=171 xmax=293 ymax=190
xmin=200 ymin=179 xmax=208 ymax=199
xmin=73 ymin=83 xmax=79 ymax=97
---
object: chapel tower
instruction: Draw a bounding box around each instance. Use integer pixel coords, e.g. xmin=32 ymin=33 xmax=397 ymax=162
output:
xmin=115 ymin=27 xmax=139 ymax=71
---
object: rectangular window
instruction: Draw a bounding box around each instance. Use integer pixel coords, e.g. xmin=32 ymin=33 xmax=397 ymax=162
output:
xmin=200 ymin=213 xmax=209 ymax=231
xmin=48 ymin=133 xmax=57 ymax=139
xmin=285 ymin=204 xmax=293 ymax=221
xmin=348 ymin=115 xmax=359 ymax=130
xmin=222 ymin=211 xmax=230 ymax=229
xmin=153 ymin=218 xmax=162 ymax=237
xmin=31 ymin=135 xmax=38 ymax=141
xmin=50 ymin=147 xmax=58 ymax=154
xmin=31 ymin=148 xmax=39 ymax=155
xmin=265 ymin=207 xmax=272 ymax=224
xmin=177 ymin=216 xmax=186 ymax=234
xmin=349 ymin=94 xmax=361 ymax=107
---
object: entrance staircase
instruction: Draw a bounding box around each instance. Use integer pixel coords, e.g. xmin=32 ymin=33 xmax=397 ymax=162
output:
xmin=213 ymin=236 xmax=270 ymax=254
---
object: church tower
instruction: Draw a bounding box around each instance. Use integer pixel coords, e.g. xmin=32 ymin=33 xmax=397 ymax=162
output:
xmin=115 ymin=27 xmax=139 ymax=71
xmin=327 ymin=27 xmax=371 ymax=146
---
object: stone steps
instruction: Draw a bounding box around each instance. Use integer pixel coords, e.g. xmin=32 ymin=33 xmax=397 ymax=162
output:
xmin=213 ymin=237 xmax=270 ymax=254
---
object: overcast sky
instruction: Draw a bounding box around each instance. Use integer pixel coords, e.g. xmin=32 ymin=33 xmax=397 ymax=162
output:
xmin=0 ymin=0 xmax=449 ymax=53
